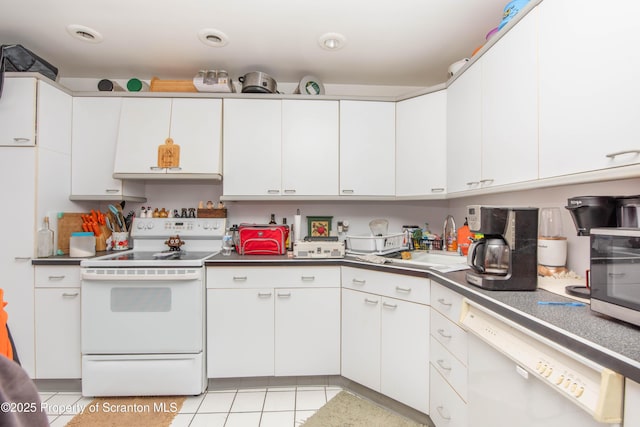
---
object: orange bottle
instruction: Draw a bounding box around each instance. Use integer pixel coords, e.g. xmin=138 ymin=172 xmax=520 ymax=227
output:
xmin=457 ymin=217 xmax=473 ymax=256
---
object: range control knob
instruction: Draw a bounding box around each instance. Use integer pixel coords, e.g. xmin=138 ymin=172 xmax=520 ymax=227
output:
xmin=575 ymin=386 xmax=585 ymax=398
xmin=556 ymin=375 xmax=565 ymax=385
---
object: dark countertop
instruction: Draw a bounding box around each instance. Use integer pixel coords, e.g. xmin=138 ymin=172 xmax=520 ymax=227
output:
xmin=37 ymin=252 xmax=640 ymax=382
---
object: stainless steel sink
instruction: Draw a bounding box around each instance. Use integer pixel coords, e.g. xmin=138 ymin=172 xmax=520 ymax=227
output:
xmin=393 ymin=251 xmax=468 ymax=269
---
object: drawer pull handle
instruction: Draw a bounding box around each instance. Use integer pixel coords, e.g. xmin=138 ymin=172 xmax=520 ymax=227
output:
xmin=341 ymin=189 xmax=355 ymax=194
xmin=606 ymin=149 xmax=640 ymax=159
xmin=48 ymin=275 xmax=66 ymax=280
xmin=277 ymin=292 xmax=291 ymax=298
xmin=233 ymin=276 xmax=248 ymax=281
xmin=395 ymin=286 xmax=411 ymax=293
xmin=105 ymin=189 xmax=120 ymax=193
xmin=431 ymin=188 xmax=445 ymax=193
xmin=437 ymin=298 xmax=452 ymax=307
xmin=301 ymin=275 xmax=315 ymax=281
xmin=257 ymin=292 xmax=272 ymax=298
xmin=436 ymin=406 xmax=451 ymax=421
xmin=167 ymin=167 xmax=182 ymax=171
xmin=267 ymin=189 xmax=280 ymax=194
xmin=14 ymin=257 xmax=31 ymax=261
xmin=466 ymin=181 xmax=479 ymax=186
xmin=382 ymin=302 xmax=397 ymax=310
xmin=352 ymin=278 xmax=366 ymax=285
xmin=480 ymin=178 xmax=494 ymax=185
xmin=62 ymin=292 xmax=79 ymax=298
xmin=13 ymin=137 xmax=31 ymax=143
xmin=283 ymin=189 xmax=296 ymax=194
xmin=608 ymin=272 xmax=626 ymax=278
xmin=437 ymin=359 xmax=452 ymax=371
xmin=437 ymin=328 xmax=452 ymax=339
xmin=364 ymin=298 xmax=379 ymax=305
xmin=149 ymin=166 xmax=163 ymax=171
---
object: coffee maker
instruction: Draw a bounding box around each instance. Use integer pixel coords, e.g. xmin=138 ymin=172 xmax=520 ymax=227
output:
xmin=465 ymin=205 xmax=539 ymax=291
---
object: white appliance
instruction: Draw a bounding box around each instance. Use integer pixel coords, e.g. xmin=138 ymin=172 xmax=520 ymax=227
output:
xmin=80 ymin=217 xmax=225 ymax=397
xmin=460 ymin=299 xmax=624 ymax=427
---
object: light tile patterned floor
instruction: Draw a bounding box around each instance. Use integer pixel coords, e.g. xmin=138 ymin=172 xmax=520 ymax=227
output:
xmin=41 ymin=385 xmax=342 ymax=427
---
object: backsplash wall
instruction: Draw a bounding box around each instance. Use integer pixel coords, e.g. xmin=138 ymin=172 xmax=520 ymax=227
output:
xmin=117 ymin=176 xmax=640 ymax=275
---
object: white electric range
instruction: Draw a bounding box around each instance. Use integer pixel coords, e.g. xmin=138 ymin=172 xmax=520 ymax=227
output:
xmin=80 ymin=217 xmax=225 ymax=397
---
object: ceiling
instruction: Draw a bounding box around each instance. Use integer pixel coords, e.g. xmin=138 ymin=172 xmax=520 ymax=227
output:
xmin=0 ymin=0 xmax=510 ymax=89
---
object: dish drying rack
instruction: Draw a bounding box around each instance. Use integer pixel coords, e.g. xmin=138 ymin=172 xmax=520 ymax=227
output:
xmin=346 ymin=233 xmax=408 ymax=255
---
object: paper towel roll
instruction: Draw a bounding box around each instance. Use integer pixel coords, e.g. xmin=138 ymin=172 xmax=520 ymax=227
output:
xmin=293 ymin=212 xmax=302 ymax=242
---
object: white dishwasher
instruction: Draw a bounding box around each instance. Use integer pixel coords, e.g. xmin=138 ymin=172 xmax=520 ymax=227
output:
xmin=460 ymin=299 xmax=624 ymax=427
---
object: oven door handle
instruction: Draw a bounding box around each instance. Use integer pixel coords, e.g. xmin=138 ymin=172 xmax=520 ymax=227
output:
xmin=81 ymin=269 xmax=202 ymax=281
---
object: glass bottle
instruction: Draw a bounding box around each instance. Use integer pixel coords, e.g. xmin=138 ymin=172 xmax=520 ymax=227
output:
xmin=269 ymin=214 xmax=277 ymax=224
xmin=37 ymin=216 xmax=54 ymax=257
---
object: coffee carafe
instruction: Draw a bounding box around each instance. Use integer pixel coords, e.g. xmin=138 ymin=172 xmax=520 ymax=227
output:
xmin=465 ymin=205 xmax=539 ymax=291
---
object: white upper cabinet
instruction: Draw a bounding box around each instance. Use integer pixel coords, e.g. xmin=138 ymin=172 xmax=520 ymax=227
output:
xmin=71 ymin=97 xmax=145 ymax=201
xmin=113 ymin=97 xmax=222 ymax=179
xmin=223 ymin=99 xmax=339 ymax=198
xmin=447 ymin=64 xmax=482 ymax=193
xmin=37 ymin=80 xmax=72 ymax=154
xmin=0 ymin=78 xmax=36 ymax=146
xmin=396 ymin=91 xmax=447 ymax=197
xmin=340 ymin=100 xmax=396 ymax=196
xmin=538 ymin=0 xmax=640 ymax=178
xmin=223 ymin=99 xmax=282 ymax=196
xmin=282 ymin=100 xmax=339 ymax=196
xmin=481 ymin=7 xmax=538 ymax=187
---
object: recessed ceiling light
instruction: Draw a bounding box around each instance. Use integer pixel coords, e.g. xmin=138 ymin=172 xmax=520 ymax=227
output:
xmin=198 ymin=29 xmax=229 ymax=47
xmin=318 ymin=32 xmax=346 ymax=51
xmin=66 ymin=24 xmax=103 ymax=43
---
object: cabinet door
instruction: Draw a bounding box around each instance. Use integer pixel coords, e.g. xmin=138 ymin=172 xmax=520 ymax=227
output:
xmin=275 ymin=287 xmax=340 ymax=376
xmin=539 ymin=1 xmax=640 ymax=177
xmin=207 ymin=288 xmax=274 ymax=377
xmin=35 ymin=288 xmax=81 ymax=378
xmin=0 ymin=148 xmax=36 ymax=376
xmin=396 ymin=91 xmax=447 ymax=197
xmin=223 ymin=99 xmax=282 ymax=196
xmin=380 ymin=297 xmax=430 ymax=413
xmin=482 ymin=9 xmax=538 ymax=187
xmin=282 ymin=100 xmax=339 ymax=196
xmin=447 ymin=64 xmax=482 ymax=193
xmin=37 ymin=80 xmax=72 ymax=154
xmin=625 ymin=379 xmax=640 ymax=427
xmin=341 ymin=289 xmax=381 ymax=391
xmin=0 ymin=78 xmax=36 ymax=146
xmin=72 ymin=97 xmax=134 ymax=198
xmin=340 ymin=101 xmax=395 ymax=196
xmin=168 ymin=98 xmax=222 ymax=175
xmin=114 ymin=98 xmax=172 ymax=175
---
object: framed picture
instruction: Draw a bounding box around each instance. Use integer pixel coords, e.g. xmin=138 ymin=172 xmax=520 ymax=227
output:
xmin=307 ymin=216 xmax=333 ymax=238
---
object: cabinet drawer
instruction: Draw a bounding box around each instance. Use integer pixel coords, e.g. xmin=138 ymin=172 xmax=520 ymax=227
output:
xmin=207 ymin=266 xmax=340 ymax=288
xmin=430 ymin=365 xmax=468 ymax=427
xmin=430 ymin=337 xmax=468 ymax=401
xmin=431 ymin=282 xmax=464 ymax=323
xmin=431 ymin=308 xmax=468 ymax=364
xmin=342 ymin=267 xmax=429 ymax=304
xmin=35 ymin=265 xmax=81 ymax=288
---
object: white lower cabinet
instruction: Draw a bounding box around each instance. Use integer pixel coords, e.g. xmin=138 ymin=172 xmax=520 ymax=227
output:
xmin=206 ymin=266 xmax=340 ymax=378
xmin=429 ymin=282 xmax=468 ymax=427
xmin=341 ymin=267 xmax=430 ymax=413
xmin=625 ymin=378 xmax=640 ymax=427
xmin=34 ymin=266 xmax=81 ymax=379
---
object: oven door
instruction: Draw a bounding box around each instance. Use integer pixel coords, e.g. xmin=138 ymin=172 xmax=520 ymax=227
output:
xmin=81 ymin=267 xmax=204 ymax=354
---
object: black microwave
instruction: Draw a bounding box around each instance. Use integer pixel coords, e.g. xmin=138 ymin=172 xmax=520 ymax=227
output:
xmin=590 ymin=228 xmax=640 ymax=327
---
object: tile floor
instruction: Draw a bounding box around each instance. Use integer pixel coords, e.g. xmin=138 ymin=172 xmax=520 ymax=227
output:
xmin=41 ymin=385 xmax=342 ymax=427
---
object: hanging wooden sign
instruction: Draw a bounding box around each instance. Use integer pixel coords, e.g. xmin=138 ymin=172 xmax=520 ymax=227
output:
xmin=158 ymin=137 xmax=180 ymax=168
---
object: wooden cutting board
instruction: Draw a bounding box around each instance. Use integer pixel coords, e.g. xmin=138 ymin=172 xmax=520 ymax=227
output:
xmin=57 ymin=213 xmax=85 ymax=255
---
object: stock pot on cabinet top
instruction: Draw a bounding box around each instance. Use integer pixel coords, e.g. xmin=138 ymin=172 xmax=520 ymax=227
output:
xmin=238 ymin=71 xmax=277 ymax=93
